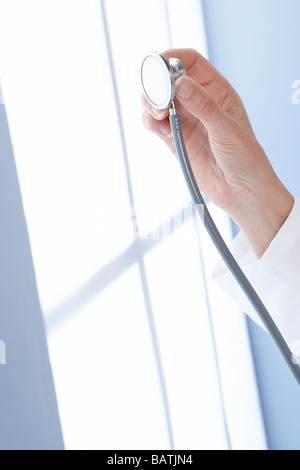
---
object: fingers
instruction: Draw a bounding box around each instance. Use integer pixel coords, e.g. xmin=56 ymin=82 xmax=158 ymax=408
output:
xmin=142 ymin=110 xmax=173 ymax=139
xmin=175 ymin=75 xmax=234 ymax=136
xmin=162 ymin=48 xmax=199 ymax=72
xmin=162 ymin=48 xmax=227 ymax=89
xmin=141 ymin=93 xmax=172 ymax=138
xmin=141 ymin=94 xmax=169 ymax=120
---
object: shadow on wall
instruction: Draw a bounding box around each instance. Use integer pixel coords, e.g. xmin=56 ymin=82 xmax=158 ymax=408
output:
xmin=0 ymin=103 xmax=64 ymax=450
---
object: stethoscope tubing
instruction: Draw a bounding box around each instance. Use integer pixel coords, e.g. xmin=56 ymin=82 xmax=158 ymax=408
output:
xmin=169 ymin=112 xmax=300 ymax=387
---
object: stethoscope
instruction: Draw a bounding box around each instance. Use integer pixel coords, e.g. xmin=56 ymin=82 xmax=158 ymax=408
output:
xmin=141 ymin=51 xmax=300 ymax=386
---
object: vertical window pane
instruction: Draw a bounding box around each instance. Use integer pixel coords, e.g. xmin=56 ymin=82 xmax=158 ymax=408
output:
xmin=144 ymin=216 xmax=229 ymax=449
xmin=0 ymin=0 xmax=134 ymax=312
xmin=48 ymin=265 xmax=171 ymax=450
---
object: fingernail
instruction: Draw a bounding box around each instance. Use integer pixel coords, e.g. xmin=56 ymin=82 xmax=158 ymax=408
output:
xmin=152 ymin=107 xmax=168 ymax=119
xmin=160 ymin=124 xmax=172 ymax=138
xmin=176 ymin=77 xmax=195 ymax=100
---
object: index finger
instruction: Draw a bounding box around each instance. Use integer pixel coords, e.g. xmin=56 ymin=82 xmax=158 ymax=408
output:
xmin=141 ymin=93 xmax=169 ymax=120
xmin=162 ymin=48 xmax=228 ymax=88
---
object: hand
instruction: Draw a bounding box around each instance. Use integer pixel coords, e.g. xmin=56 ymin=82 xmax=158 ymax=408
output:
xmin=142 ymin=48 xmax=294 ymax=257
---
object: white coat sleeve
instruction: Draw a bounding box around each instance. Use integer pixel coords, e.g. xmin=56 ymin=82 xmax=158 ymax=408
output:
xmin=212 ymin=198 xmax=300 ymax=356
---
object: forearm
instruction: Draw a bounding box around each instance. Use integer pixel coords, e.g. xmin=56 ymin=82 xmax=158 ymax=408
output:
xmin=230 ymin=177 xmax=294 ymax=259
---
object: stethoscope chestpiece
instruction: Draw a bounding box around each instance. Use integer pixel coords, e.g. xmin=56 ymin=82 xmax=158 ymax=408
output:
xmin=141 ymin=51 xmax=186 ymax=110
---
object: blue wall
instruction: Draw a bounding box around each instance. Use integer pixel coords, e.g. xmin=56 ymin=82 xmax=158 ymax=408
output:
xmin=202 ymin=0 xmax=300 ymax=450
xmin=0 ymin=104 xmax=64 ymax=450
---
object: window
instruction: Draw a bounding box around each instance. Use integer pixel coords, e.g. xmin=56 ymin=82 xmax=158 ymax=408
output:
xmin=0 ymin=0 xmax=266 ymax=450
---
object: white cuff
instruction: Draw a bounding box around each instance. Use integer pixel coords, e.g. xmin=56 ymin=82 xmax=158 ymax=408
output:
xmin=212 ymin=198 xmax=300 ymax=352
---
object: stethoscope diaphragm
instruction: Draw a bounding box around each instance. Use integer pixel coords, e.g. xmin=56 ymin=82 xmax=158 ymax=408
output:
xmin=141 ymin=51 xmax=186 ymax=110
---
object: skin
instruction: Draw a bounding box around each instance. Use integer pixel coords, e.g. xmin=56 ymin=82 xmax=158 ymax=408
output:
xmin=142 ymin=48 xmax=294 ymax=258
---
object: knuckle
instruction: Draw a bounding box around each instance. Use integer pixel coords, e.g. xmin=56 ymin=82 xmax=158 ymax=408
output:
xmin=196 ymin=93 xmax=214 ymax=115
xmin=188 ymin=48 xmax=198 ymax=57
xmin=142 ymin=112 xmax=158 ymax=134
xmin=142 ymin=112 xmax=152 ymax=130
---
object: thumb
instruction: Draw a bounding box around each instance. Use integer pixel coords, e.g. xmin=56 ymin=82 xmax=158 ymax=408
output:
xmin=175 ymin=76 xmax=233 ymax=135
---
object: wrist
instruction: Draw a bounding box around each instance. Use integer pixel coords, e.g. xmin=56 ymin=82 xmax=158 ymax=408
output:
xmin=230 ymin=179 xmax=294 ymax=258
